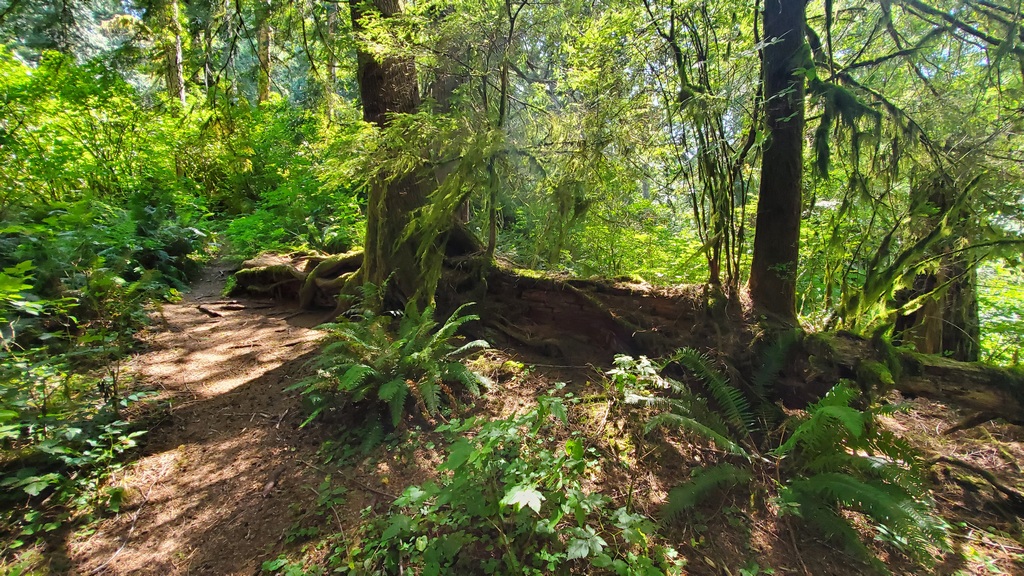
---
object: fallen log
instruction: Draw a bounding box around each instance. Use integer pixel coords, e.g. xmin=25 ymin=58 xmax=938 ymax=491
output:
xmin=228 ymin=251 xmax=1024 ymax=424
xmin=795 ymin=332 xmax=1024 ymax=425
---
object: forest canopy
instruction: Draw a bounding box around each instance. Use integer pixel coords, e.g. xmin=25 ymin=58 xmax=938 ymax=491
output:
xmin=1 ymin=0 xmax=1021 ymax=360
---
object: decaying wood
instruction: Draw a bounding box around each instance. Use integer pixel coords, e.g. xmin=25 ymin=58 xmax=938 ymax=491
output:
xmin=796 ymin=332 xmax=1024 ymax=425
xmin=928 ymin=455 xmax=1024 ymax=512
xmin=196 ymin=305 xmax=222 ymax=318
xmin=229 ymin=251 xmax=1024 ymax=425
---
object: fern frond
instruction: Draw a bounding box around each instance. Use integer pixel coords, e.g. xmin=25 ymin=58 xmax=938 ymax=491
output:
xmin=670 ymin=348 xmax=754 ymax=435
xmin=337 ymin=364 xmax=378 ymax=399
xmin=442 ymin=362 xmax=486 ymax=397
xmin=663 ymin=464 xmax=753 ymax=522
xmin=399 ymin=304 xmax=437 ymax=354
xmin=645 ymin=413 xmax=750 ymax=459
xmin=776 ymin=404 xmax=867 ymax=456
xmin=750 ymin=329 xmax=800 ymax=401
xmin=430 ymin=302 xmax=479 ymax=348
xmin=783 ymin=487 xmax=886 ymax=572
xmin=418 ymin=379 xmax=441 ymax=415
xmin=446 ymin=339 xmax=490 ymax=359
xmin=378 ymin=377 xmax=409 ymax=426
xmin=786 ymin=473 xmax=945 ymax=562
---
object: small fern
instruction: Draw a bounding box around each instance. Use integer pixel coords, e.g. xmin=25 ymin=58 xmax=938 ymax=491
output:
xmin=662 ymin=464 xmax=753 ymax=522
xmin=616 ymin=349 xmax=944 ymax=571
xmin=623 ymin=348 xmax=757 ymax=460
xmin=774 ymin=382 xmax=947 ymax=568
xmin=667 ymin=348 xmax=754 ymax=436
xmin=291 ymin=296 xmax=491 ymax=428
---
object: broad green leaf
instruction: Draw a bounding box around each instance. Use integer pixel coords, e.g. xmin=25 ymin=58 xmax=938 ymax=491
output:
xmin=500 ymin=484 xmax=545 ymax=514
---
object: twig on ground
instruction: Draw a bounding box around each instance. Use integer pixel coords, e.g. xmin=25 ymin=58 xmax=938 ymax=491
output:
xmin=298 ymin=459 xmax=398 ymax=500
xmin=197 ymin=305 xmax=223 ymax=318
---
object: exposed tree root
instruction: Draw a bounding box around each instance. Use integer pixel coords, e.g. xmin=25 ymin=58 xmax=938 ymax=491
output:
xmin=928 ymin=455 xmax=1024 ymax=513
xmin=229 ymin=250 xmax=1024 ymax=424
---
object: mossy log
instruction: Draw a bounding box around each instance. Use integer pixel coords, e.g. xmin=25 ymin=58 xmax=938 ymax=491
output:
xmin=229 ymin=252 xmax=362 ymax=306
xmin=230 ymin=252 xmax=1023 ymax=424
xmin=793 ymin=332 xmax=1024 ymax=425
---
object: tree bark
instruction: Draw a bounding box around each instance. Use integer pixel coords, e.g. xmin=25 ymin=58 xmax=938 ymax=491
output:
xmin=805 ymin=333 xmax=1024 ymax=424
xmin=257 ymin=3 xmax=273 ymax=103
xmin=164 ymin=0 xmax=187 ymax=108
xmin=893 ymin=176 xmax=980 ymax=362
xmin=350 ymin=0 xmax=443 ymax=309
xmin=748 ymin=0 xmax=806 ymax=322
xmin=942 ymin=257 xmax=980 ymax=361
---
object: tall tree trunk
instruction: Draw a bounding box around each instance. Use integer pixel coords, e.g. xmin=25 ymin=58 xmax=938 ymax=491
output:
xmin=164 ymin=0 xmax=187 ymax=108
xmin=942 ymin=256 xmax=980 ymax=361
xmin=893 ymin=176 xmax=980 ymax=361
xmin=256 ymin=4 xmax=273 ymax=103
xmin=350 ymin=0 xmax=441 ymax=309
xmin=748 ymin=0 xmax=806 ymax=322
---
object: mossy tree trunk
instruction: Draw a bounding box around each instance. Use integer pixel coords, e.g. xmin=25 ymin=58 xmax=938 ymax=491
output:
xmin=350 ymin=0 xmax=445 ymax=310
xmin=893 ymin=176 xmax=981 ymax=361
xmin=256 ymin=2 xmax=273 ymax=104
xmin=748 ymin=0 xmax=806 ymax=322
xmin=162 ymin=0 xmax=187 ymax=108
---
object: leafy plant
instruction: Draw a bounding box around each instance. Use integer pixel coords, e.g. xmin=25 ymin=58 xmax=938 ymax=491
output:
xmin=774 ymin=383 xmax=947 ymax=569
xmin=339 ymin=395 xmax=685 ymax=575
xmin=616 ymin=349 xmax=946 ymax=571
xmin=293 ymin=299 xmax=491 ymax=429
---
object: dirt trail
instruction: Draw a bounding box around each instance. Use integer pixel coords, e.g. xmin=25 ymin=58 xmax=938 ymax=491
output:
xmin=69 ymin=265 xmax=327 ymax=575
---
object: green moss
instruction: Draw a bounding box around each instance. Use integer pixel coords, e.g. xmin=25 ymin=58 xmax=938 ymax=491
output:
xmin=855 ymin=360 xmax=895 ymax=390
xmin=803 ymin=332 xmax=837 ymax=360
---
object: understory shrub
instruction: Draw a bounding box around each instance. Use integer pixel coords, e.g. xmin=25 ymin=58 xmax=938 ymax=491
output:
xmin=338 ymin=395 xmax=685 ymax=575
xmin=293 ymin=300 xmax=491 ymax=433
xmin=618 ymin=349 xmax=947 ymax=571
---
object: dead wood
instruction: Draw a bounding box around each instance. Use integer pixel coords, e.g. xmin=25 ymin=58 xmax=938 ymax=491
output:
xmin=196 ymin=305 xmax=222 ymax=318
xmin=228 ymin=250 xmax=1024 ymax=424
xmin=928 ymin=455 xmax=1024 ymax=512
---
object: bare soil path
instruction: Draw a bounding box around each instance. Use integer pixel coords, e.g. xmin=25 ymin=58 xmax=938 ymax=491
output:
xmin=69 ymin=264 xmax=327 ymax=575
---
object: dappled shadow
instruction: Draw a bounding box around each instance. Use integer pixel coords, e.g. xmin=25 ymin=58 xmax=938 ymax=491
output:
xmin=57 ymin=268 xmax=335 ymax=574
xmin=61 ymin=270 xmax=441 ymax=575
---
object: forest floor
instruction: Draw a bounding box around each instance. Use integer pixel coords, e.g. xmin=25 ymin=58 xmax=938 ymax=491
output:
xmin=55 ymin=264 xmax=1024 ymax=575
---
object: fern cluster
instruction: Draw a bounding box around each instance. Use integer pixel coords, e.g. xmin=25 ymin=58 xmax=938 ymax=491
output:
xmin=774 ymin=383 xmax=947 ymax=568
xmin=616 ymin=348 xmax=946 ymax=571
xmin=292 ymin=300 xmax=490 ymax=428
xmin=623 ymin=349 xmax=757 ymax=460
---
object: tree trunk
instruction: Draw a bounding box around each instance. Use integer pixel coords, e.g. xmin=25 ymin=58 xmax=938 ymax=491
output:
xmin=893 ymin=176 xmax=980 ymax=362
xmin=164 ymin=0 xmax=187 ymax=108
xmin=257 ymin=4 xmax=273 ymax=103
xmin=748 ymin=0 xmax=806 ymax=321
xmin=942 ymin=257 xmax=980 ymax=361
xmin=350 ymin=0 xmax=442 ymax=309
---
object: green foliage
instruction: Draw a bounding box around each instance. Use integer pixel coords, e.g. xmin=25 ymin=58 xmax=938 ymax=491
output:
xmin=616 ymin=351 xmax=944 ymax=570
xmin=0 ymin=344 xmax=149 ymax=545
xmin=977 ymin=262 xmax=1024 ymax=366
xmin=774 ymin=383 xmax=947 ymax=569
xmin=0 ymin=49 xmax=211 ymax=551
xmin=339 ymin=396 xmax=685 ymax=575
xmin=219 ymin=102 xmax=365 ymax=259
xmin=616 ymin=351 xmax=756 ymax=459
xmin=293 ymin=299 xmax=491 ymax=429
xmin=661 ymin=464 xmax=753 ymax=522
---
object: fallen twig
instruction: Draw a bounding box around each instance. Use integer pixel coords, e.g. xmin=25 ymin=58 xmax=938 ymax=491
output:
xmin=196 ymin=305 xmax=222 ymax=318
xmin=89 ymin=461 xmax=172 ymax=574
